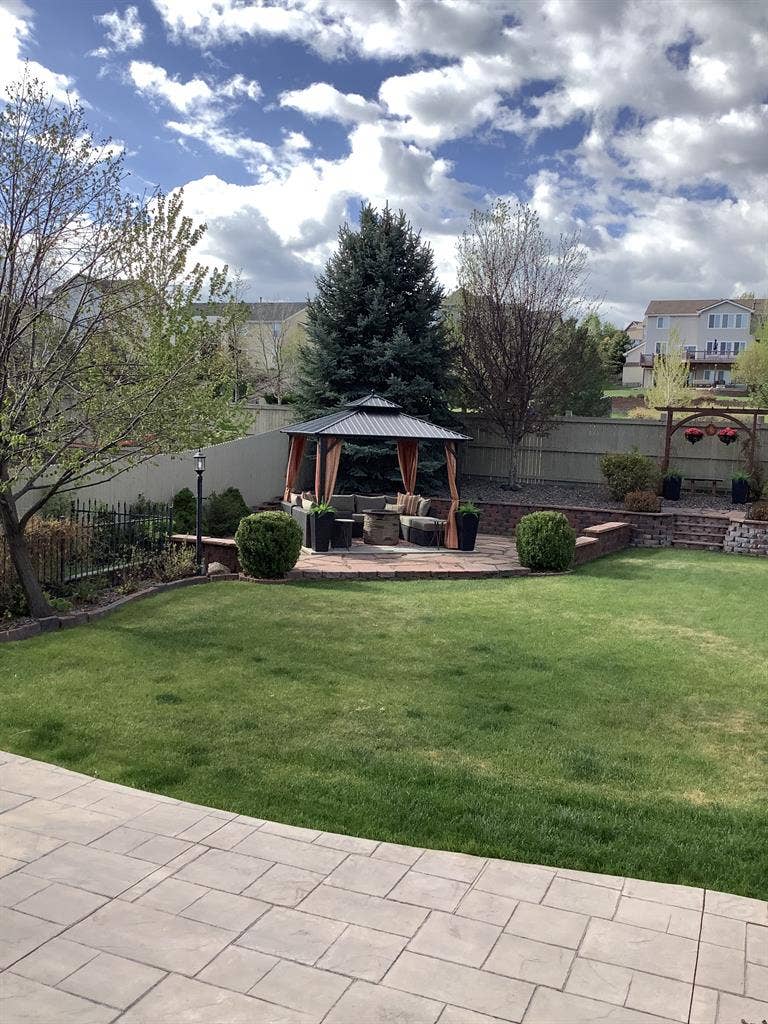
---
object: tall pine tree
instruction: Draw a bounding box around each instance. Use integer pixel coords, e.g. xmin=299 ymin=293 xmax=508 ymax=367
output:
xmin=297 ymin=204 xmax=454 ymax=491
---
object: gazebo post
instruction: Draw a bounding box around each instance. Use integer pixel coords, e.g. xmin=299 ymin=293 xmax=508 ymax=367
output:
xmin=316 ymin=436 xmax=327 ymax=502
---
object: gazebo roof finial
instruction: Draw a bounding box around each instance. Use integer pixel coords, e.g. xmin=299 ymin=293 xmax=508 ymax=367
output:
xmin=345 ymin=393 xmax=401 ymax=411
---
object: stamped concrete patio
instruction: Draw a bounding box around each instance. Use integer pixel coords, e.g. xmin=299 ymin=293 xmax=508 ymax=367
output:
xmin=290 ymin=534 xmax=529 ymax=581
xmin=0 ymin=753 xmax=766 ymax=1024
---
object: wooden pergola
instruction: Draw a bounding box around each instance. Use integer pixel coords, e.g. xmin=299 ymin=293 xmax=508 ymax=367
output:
xmin=657 ymin=405 xmax=767 ymax=475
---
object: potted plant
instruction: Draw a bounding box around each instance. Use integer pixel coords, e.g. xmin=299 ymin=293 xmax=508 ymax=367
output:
xmin=731 ymin=471 xmax=750 ymax=505
xmin=717 ymin=426 xmax=738 ymax=446
xmin=684 ymin=427 xmax=704 ymax=444
xmin=307 ymin=502 xmax=336 ymax=552
xmin=456 ymin=501 xmax=481 ymax=551
xmin=661 ymin=470 xmax=683 ymax=501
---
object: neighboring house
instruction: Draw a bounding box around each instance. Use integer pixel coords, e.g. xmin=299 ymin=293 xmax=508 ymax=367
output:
xmin=621 ymin=298 xmax=762 ymax=388
xmin=625 ymin=320 xmax=643 ymax=344
xmin=194 ymin=300 xmax=308 ymax=400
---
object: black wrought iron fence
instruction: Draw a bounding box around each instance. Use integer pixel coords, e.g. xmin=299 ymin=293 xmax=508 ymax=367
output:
xmin=0 ymin=498 xmax=174 ymax=595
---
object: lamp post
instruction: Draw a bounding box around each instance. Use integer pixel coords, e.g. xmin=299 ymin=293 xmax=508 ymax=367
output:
xmin=194 ymin=449 xmax=206 ymax=575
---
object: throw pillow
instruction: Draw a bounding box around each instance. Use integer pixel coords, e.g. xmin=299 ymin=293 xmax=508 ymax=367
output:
xmin=289 ymin=491 xmax=302 ymax=506
xmin=385 ymin=502 xmax=406 ymax=513
xmin=301 ymin=496 xmax=314 ymax=510
xmin=417 ymin=497 xmax=431 ymax=516
xmin=397 ymin=492 xmax=421 ymax=515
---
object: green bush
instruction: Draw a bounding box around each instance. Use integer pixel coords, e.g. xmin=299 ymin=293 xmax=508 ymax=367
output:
xmin=235 ymin=512 xmax=302 ymax=579
xmin=515 ymin=511 xmax=576 ymax=572
xmin=624 ymin=489 xmax=662 ymax=512
xmin=600 ymin=448 xmax=661 ymax=500
xmin=204 ymin=487 xmax=250 ymax=538
xmin=173 ymin=488 xmax=196 ymax=533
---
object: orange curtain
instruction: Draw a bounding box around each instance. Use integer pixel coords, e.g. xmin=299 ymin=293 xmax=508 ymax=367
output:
xmin=314 ymin=437 xmax=343 ymax=502
xmin=444 ymin=441 xmax=459 ymax=549
xmin=283 ymin=435 xmax=306 ymax=500
xmin=323 ymin=438 xmax=342 ymax=502
xmin=397 ymin=439 xmax=419 ymax=493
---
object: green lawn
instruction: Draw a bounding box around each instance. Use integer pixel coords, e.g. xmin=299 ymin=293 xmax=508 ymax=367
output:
xmin=2 ymin=549 xmax=766 ymax=898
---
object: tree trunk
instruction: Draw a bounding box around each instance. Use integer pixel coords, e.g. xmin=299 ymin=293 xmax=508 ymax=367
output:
xmin=0 ymin=493 xmax=53 ymax=618
xmin=505 ymin=438 xmax=520 ymax=489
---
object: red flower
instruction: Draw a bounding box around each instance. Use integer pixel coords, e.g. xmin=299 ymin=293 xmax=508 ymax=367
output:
xmin=684 ymin=427 xmax=705 ymax=444
xmin=717 ymin=427 xmax=738 ymax=443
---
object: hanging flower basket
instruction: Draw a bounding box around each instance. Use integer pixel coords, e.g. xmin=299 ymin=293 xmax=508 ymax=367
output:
xmin=684 ymin=427 xmax=705 ymax=444
xmin=717 ymin=427 xmax=738 ymax=445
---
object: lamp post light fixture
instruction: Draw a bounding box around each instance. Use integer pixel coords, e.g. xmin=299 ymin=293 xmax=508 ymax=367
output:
xmin=194 ymin=449 xmax=206 ymax=575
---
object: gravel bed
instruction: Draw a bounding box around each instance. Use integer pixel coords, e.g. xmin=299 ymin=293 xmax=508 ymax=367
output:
xmin=442 ymin=478 xmax=743 ymax=514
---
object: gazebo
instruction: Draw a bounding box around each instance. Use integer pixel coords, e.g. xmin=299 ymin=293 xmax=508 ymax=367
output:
xmin=280 ymin=393 xmax=471 ymax=548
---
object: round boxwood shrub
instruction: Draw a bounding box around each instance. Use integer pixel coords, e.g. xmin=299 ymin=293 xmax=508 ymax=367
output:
xmin=235 ymin=512 xmax=302 ymax=578
xmin=515 ymin=511 xmax=576 ymax=572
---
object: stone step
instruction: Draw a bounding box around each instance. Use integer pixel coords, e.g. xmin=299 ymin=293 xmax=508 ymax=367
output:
xmin=673 ymin=527 xmax=729 ymax=539
xmin=672 ymin=539 xmax=724 ymax=550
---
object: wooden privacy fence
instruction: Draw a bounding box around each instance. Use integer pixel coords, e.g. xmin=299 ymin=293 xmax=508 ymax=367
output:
xmin=461 ymin=414 xmax=768 ymax=486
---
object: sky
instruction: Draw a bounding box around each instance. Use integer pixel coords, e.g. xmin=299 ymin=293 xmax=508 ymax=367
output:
xmin=2 ymin=0 xmax=767 ymax=326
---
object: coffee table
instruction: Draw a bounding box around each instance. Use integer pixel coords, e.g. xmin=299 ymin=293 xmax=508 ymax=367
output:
xmin=362 ymin=509 xmax=400 ymax=545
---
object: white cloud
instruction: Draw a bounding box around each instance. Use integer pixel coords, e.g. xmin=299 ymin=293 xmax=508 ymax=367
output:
xmin=0 ymin=2 xmax=75 ymax=100
xmin=280 ymin=82 xmax=382 ymax=124
xmin=93 ymin=5 xmax=145 ymax=56
xmin=129 ymin=61 xmax=214 ymax=113
xmin=138 ymin=0 xmax=765 ymax=317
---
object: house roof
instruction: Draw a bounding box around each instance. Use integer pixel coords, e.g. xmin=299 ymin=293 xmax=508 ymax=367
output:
xmin=624 ymin=320 xmax=643 ymax=331
xmin=281 ymin=392 xmax=470 ymax=441
xmin=644 ymin=298 xmax=757 ymax=316
xmin=193 ymin=301 xmax=307 ymax=321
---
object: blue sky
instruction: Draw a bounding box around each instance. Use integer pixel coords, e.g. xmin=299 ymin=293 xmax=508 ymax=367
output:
xmin=3 ymin=0 xmax=766 ymax=324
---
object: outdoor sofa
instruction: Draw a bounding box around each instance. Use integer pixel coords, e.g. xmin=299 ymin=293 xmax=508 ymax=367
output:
xmin=279 ymin=493 xmax=443 ymax=546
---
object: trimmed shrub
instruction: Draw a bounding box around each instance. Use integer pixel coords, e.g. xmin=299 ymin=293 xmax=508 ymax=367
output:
xmin=173 ymin=487 xmax=196 ymax=533
xmin=624 ymin=489 xmax=662 ymax=512
xmin=515 ymin=511 xmax=576 ymax=572
xmin=235 ymin=512 xmax=302 ymax=579
xmin=204 ymin=487 xmax=250 ymax=538
xmin=600 ymin=448 xmax=661 ymax=500
xmin=748 ymin=501 xmax=768 ymax=522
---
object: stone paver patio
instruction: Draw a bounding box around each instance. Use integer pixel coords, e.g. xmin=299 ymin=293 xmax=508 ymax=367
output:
xmin=290 ymin=534 xmax=529 ymax=580
xmin=0 ymin=753 xmax=766 ymax=1023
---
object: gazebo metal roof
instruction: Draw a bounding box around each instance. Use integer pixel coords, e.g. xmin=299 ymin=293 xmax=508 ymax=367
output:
xmin=281 ymin=392 xmax=470 ymax=441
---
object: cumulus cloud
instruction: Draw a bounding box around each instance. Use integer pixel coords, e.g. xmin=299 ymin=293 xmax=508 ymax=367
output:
xmin=135 ymin=0 xmax=766 ymax=319
xmin=91 ymin=5 xmax=145 ymax=56
xmin=0 ymin=1 xmax=75 ymax=100
xmin=279 ymin=83 xmax=382 ymax=125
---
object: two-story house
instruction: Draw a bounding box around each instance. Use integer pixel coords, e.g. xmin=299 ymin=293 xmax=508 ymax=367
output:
xmin=621 ymin=298 xmax=761 ymax=388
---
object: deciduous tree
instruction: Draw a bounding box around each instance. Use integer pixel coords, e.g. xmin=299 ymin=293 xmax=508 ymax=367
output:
xmin=454 ymin=200 xmax=592 ymax=486
xmin=0 ymin=73 xmax=246 ymax=616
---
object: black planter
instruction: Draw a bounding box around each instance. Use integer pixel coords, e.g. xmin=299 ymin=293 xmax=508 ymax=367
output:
xmin=731 ymin=479 xmax=750 ymax=505
xmin=309 ymin=512 xmax=335 ymax=552
xmin=662 ymin=476 xmax=682 ymax=501
xmin=457 ymin=513 xmax=480 ymax=551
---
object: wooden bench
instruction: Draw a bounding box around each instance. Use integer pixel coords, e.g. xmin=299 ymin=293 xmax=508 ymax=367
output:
xmin=684 ymin=477 xmax=723 ymax=495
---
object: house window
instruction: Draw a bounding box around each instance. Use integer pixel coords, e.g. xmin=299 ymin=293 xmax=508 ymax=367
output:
xmin=733 ymin=342 xmax=742 ymax=355
xmin=734 ymin=313 xmax=744 ymax=328
xmin=721 ymin=314 xmax=729 ymax=328
xmin=656 ymin=316 xmax=668 ymax=328
xmin=684 ymin=346 xmax=696 ymax=359
xmin=704 ymin=370 xmax=711 ymax=381
xmin=707 ymin=341 xmax=718 ymax=354
xmin=708 ymin=313 xmax=721 ymax=328
xmin=720 ymin=342 xmax=732 ymax=355
xmin=655 ymin=341 xmax=664 ymax=354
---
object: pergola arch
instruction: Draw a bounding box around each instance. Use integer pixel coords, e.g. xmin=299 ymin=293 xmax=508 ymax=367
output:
xmin=657 ymin=404 xmax=766 ymax=475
